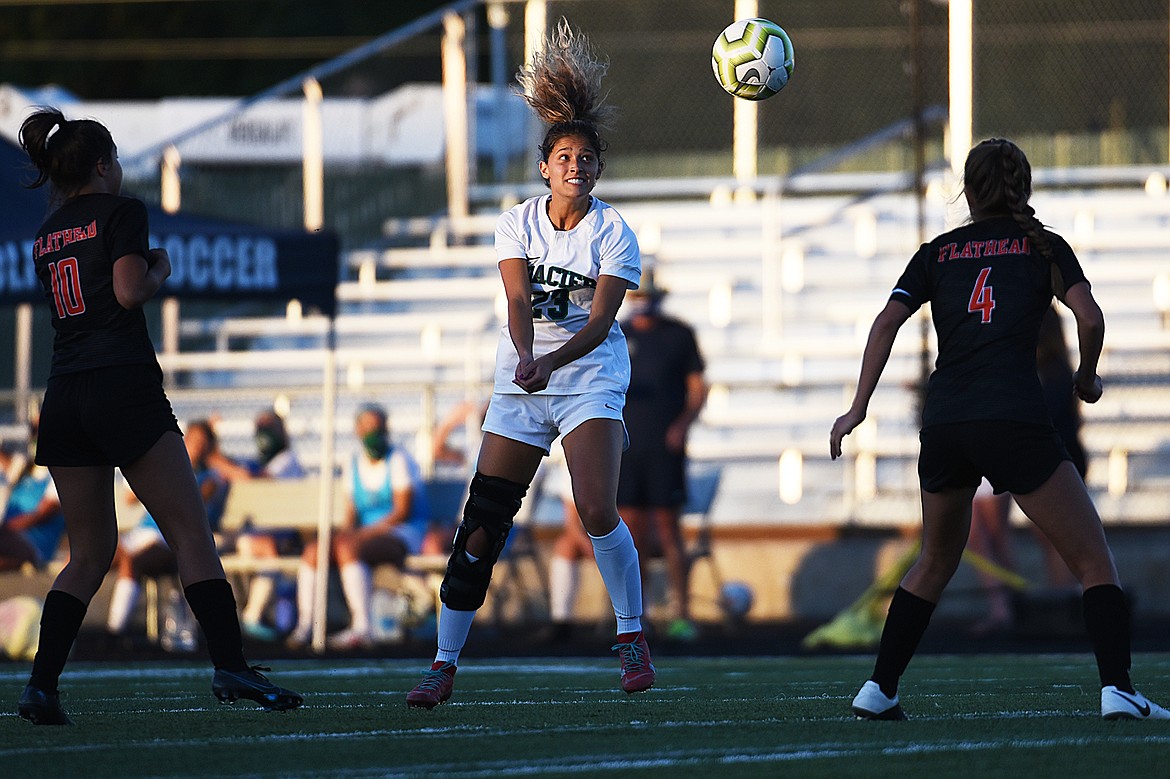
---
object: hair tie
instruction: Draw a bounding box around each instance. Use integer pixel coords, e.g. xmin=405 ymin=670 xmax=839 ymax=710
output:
xmin=45 ymin=122 xmax=61 ymax=146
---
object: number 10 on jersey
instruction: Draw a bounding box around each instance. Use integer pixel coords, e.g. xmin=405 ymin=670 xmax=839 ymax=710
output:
xmin=48 ymin=257 xmax=87 ymax=318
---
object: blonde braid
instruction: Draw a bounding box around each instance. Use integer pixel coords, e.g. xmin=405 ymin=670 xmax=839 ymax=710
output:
xmin=996 ymin=139 xmax=1053 ymax=260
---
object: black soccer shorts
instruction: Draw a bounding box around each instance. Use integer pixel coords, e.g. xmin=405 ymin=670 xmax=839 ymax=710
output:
xmin=36 ymin=362 xmax=182 ymax=468
xmin=918 ymin=420 xmax=1072 ymax=495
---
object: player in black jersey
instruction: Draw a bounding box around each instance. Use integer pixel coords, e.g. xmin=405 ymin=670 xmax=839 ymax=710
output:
xmin=830 ymin=138 xmax=1168 ymax=721
xmin=15 ymin=108 xmax=301 ymax=725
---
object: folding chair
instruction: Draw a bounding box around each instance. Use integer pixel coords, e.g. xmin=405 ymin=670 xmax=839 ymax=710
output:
xmin=683 ymin=466 xmax=723 ymax=600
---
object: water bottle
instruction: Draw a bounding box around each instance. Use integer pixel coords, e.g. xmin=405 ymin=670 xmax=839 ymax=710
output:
xmin=273 ymin=577 xmax=297 ymax=637
xmin=370 ymin=588 xmax=405 ymax=644
xmin=161 ymin=589 xmax=198 ymax=653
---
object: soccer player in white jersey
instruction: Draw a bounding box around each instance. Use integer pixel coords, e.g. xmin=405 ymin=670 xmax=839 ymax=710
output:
xmin=407 ymin=20 xmax=654 ymax=708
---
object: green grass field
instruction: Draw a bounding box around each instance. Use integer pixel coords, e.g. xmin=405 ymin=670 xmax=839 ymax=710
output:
xmin=3 ymin=653 xmax=1170 ymax=778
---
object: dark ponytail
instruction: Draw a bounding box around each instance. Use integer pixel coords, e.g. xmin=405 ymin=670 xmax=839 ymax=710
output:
xmin=963 ymin=137 xmax=1054 ymax=261
xmin=19 ymin=107 xmax=115 ymax=196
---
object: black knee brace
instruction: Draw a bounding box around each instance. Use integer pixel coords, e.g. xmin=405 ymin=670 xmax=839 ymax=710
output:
xmin=439 ymin=472 xmax=528 ymax=611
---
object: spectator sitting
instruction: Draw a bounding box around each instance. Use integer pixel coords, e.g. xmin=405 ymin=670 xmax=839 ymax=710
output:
xmin=106 ymin=420 xmax=226 ymax=639
xmin=205 ymin=410 xmax=305 ymax=641
xmin=288 ymin=404 xmax=430 ymax=650
xmin=0 ymin=439 xmax=66 ymax=574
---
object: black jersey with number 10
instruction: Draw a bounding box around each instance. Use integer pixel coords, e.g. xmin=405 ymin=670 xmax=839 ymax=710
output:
xmin=890 ymin=216 xmax=1088 ymax=428
xmin=32 ymin=193 xmax=159 ymax=377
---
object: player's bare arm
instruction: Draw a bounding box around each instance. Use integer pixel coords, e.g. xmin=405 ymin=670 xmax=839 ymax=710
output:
xmin=516 ymin=274 xmax=627 ymax=394
xmin=112 ymin=247 xmax=170 ymax=309
xmin=830 ymin=300 xmax=912 ymax=459
xmin=499 ymin=257 xmax=536 ymax=380
xmin=1063 ymin=281 xmax=1105 ymax=403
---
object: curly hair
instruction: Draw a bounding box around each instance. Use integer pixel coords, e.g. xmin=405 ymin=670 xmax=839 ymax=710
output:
xmin=516 ymin=18 xmax=615 ymax=168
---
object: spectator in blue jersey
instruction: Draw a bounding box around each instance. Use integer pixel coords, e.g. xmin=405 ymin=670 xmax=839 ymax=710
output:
xmin=288 ymin=404 xmax=429 ymax=650
xmin=831 ymin=137 xmax=1168 ymax=721
xmin=16 ymin=109 xmax=298 ymax=725
xmin=617 ymin=271 xmax=707 ymax=642
xmin=0 ymin=435 xmax=65 ymax=574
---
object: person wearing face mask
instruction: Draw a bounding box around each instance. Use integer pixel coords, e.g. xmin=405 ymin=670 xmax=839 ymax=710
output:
xmin=205 ymin=410 xmax=306 ymax=642
xmin=615 ymin=270 xmax=707 ymax=642
xmin=288 ymin=404 xmax=429 ymax=650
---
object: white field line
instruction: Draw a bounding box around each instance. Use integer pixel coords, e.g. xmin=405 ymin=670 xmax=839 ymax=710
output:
xmin=0 ymin=707 xmax=1123 ymax=760
xmin=3 ymin=653 xmax=1165 ymax=685
xmin=104 ymin=734 xmax=1170 ymax=779
xmin=0 ymin=660 xmax=617 ymax=684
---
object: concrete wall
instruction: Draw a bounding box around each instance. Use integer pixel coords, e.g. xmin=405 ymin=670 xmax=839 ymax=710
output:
xmin=3 ymin=525 xmax=1167 ymax=637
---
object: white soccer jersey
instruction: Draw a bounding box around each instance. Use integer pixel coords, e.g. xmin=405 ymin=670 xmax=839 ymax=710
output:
xmin=493 ymin=194 xmax=641 ymax=395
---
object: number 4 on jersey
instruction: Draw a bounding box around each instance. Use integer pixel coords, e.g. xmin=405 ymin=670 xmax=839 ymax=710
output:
xmin=968 ymin=266 xmax=995 ymax=323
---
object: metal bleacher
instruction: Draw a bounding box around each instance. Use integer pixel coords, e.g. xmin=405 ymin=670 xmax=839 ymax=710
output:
xmin=161 ymin=176 xmax=1170 ymax=531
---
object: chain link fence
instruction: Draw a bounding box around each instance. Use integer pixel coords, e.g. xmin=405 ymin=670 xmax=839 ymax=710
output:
xmin=5 ymin=0 xmax=1170 ymax=506
xmin=107 ymin=0 xmax=1170 ymax=246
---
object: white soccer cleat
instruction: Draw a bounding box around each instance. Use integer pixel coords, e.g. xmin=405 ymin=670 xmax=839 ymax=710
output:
xmin=1101 ymin=686 xmax=1170 ymax=720
xmin=851 ymin=680 xmax=907 ymax=720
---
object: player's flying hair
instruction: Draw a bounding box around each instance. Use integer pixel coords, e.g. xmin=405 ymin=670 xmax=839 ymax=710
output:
xmin=516 ymin=18 xmax=616 ymax=169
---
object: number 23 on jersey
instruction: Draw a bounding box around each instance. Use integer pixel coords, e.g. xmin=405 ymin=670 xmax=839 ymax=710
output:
xmin=531 ymin=288 xmax=568 ymax=320
xmin=968 ymin=266 xmax=995 ymax=323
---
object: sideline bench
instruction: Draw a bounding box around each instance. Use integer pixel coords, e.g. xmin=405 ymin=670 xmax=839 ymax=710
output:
xmin=216 ymin=475 xmax=466 ymax=575
xmin=135 ymin=477 xmax=470 ymax=642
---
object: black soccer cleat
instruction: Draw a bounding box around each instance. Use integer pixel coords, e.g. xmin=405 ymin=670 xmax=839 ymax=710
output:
xmin=212 ymin=665 xmax=303 ymax=711
xmin=18 ymin=684 xmax=73 ymax=726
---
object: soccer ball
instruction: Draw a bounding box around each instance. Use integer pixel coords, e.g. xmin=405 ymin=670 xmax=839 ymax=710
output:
xmin=711 ymin=18 xmax=794 ymax=100
xmin=719 ymin=581 xmax=755 ymax=620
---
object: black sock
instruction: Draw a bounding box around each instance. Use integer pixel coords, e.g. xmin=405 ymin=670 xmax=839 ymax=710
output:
xmin=871 ymin=586 xmax=936 ymax=698
xmin=1082 ymin=584 xmax=1133 ymax=692
xmin=184 ymin=578 xmax=248 ymax=672
xmin=29 ymin=590 xmax=88 ymax=694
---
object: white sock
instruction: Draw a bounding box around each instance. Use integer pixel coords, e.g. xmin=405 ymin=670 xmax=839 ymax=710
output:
xmin=294 ymin=562 xmax=315 ymax=636
xmin=241 ymin=575 xmax=276 ymax=625
xmin=589 ymin=519 xmax=643 ymax=635
xmin=107 ymin=577 xmax=140 ymax=634
xmin=339 ymin=562 xmax=371 ymax=634
xmin=549 ymin=555 xmax=579 ymax=623
xmin=435 ymin=605 xmax=477 ymax=665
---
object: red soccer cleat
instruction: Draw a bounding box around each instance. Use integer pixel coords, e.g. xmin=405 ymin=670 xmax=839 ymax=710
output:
xmin=612 ymin=631 xmax=656 ymax=694
xmin=406 ymin=661 xmax=457 ymax=709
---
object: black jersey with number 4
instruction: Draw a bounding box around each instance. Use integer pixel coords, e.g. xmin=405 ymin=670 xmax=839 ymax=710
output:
xmin=890 ymin=216 xmax=1088 ymax=428
xmin=33 ymin=193 xmax=158 ymax=377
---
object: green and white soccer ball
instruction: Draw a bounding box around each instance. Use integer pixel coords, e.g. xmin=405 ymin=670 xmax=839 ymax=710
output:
xmin=711 ymin=18 xmax=794 ymax=100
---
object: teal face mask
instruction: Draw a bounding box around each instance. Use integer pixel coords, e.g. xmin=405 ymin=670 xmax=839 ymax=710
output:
xmin=361 ymin=430 xmax=390 ymax=460
xmin=254 ymin=429 xmax=282 ymax=465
